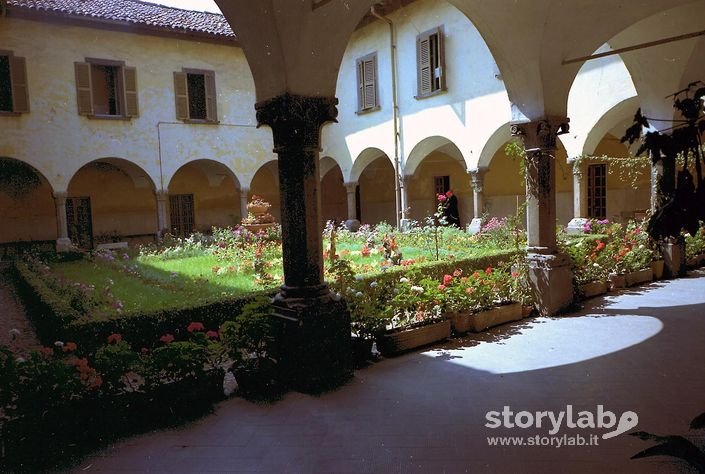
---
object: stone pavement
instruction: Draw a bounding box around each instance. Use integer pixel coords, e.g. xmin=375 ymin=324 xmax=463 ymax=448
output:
xmin=77 ymin=270 xmax=705 ymax=473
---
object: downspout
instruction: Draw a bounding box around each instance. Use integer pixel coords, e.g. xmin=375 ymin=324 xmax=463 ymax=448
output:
xmin=370 ymin=6 xmax=401 ymax=229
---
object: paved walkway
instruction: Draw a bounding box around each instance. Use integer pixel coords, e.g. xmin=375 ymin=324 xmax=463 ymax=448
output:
xmin=0 ymin=265 xmax=39 ymax=354
xmin=78 ymin=270 xmax=705 ymax=473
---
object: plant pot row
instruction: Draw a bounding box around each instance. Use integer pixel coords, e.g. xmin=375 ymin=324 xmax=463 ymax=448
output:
xmin=686 ymin=254 xmax=705 ymax=269
xmin=376 ymin=302 xmax=527 ymax=357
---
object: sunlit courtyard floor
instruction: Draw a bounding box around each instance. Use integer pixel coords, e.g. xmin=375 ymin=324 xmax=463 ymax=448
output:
xmin=77 ymin=269 xmax=705 ymax=473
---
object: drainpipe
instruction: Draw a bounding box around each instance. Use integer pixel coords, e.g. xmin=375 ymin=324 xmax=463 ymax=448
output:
xmin=370 ymin=6 xmax=401 ymax=229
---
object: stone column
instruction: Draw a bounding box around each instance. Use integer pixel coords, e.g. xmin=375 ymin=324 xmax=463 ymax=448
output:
xmin=53 ymin=191 xmax=72 ymax=252
xmin=468 ymin=168 xmax=486 ymax=234
xmin=256 ymin=93 xmax=351 ymax=392
xmin=155 ymin=189 xmax=170 ymax=237
xmin=511 ymin=118 xmax=573 ymax=316
xmin=566 ymin=160 xmax=588 ymax=234
xmin=344 ymin=182 xmax=357 ymax=221
xmin=398 ymin=175 xmax=412 ymax=231
xmin=239 ymin=186 xmax=250 ymax=223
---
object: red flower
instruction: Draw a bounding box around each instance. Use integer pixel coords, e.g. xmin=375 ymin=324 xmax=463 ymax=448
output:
xmin=472 ymin=271 xmax=480 ymax=279
xmin=595 ymin=241 xmax=605 ymax=251
xmin=38 ymin=347 xmax=53 ymax=357
xmin=452 ymin=269 xmax=462 ymax=277
xmin=361 ymin=243 xmax=371 ymax=257
xmin=443 ymin=274 xmax=453 ymax=286
xmin=511 ymin=271 xmax=519 ymax=278
xmin=438 ymin=284 xmax=446 ymax=291
xmin=187 ymin=322 xmax=205 ymax=333
xmin=206 ymin=330 xmax=219 ymax=339
xmin=160 ymin=334 xmax=175 ymax=344
xmin=140 ymin=347 xmax=150 ymax=354
xmin=485 ymin=267 xmax=492 ymax=275
xmin=63 ymin=342 xmax=77 ymax=352
xmin=107 ymin=333 xmax=122 ymax=344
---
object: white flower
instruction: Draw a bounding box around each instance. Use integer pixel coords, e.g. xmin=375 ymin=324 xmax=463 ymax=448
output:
xmin=331 ymin=292 xmax=342 ymax=301
xmin=355 ymin=291 xmax=364 ymax=298
xmin=54 ymin=341 xmax=64 ymax=348
xmin=15 ymin=357 xmax=26 ymax=363
xmin=411 ymin=285 xmax=424 ymax=294
xmin=400 ymin=277 xmax=409 ymax=283
xmin=223 ymin=371 xmax=238 ymax=397
xmin=593 ymin=263 xmax=600 ymax=267
xmin=370 ymin=281 xmax=378 ymax=288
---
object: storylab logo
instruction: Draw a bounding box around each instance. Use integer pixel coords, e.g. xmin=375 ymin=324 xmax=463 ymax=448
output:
xmin=484 ymin=405 xmax=639 ymax=447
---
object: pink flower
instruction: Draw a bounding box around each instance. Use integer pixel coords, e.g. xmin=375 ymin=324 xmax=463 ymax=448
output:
xmin=452 ymin=269 xmax=462 ymax=277
xmin=160 ymin=334 xmax=175 ymax=344
xmin=437 ymin=193 xmax=447 ymax=202
xmin=438 ymin=284 xmax=446 ymax=291
xmin=187 ymin=322 xmax=205 ymax=333
xmin=140 ymin=347 xmax=150 ymax=354
xmin=485 ymin=267 xmax=492 ymax=275
xmin=107 ymin=333 xmax=122 ymax=344
xmin=442 ymin=274 xmax=453 ymax=286
xmin=206 ymin=330 xmax=219 ymax=339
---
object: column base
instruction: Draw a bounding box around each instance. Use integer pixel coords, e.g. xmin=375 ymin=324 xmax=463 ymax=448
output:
xmin=527 ymin=252 xmax=574 ymax=316
xmin=56 ymin=238 xmax=73 ymax=252
xmin=566 ymin=218 xmax=589 ymax=234
xmin=400 ymin=219 xmax=413 ymax=232
xmin=467 ymin=218 xmax=483 ymax=235
xmin=344 ymin=219 xmax=361 ymax=232
xmin=271 ymin=290 xmax=352 ymax=394
xmin=661 ymin=241 xmax=685 ymax=278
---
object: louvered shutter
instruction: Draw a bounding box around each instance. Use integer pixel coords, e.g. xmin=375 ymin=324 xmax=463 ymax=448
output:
xmin=436 ymin=28 xmax=446 ymax=91
xmin=123 ymin=66 xmax=139 ymax=117
xmin=417 ymin=33 xmax=432 ymax=97
xmin=362 ymin=55 xmax=376 ymax=110
xmin=173 ymin=71 xmax=188 ymax=120
xmin=74 ymin=62 xmax=93 ymax=115
xmin=9 ymin=56 xmax=29 ymax=113
xmin=356 ymin=59 xmax=364 ymax=112
xmin=204 ymin=71 xmax=217 ymax=122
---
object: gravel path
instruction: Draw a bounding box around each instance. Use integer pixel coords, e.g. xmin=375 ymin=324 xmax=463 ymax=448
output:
xmin=0 ymin=264 xmax=40 ymax=354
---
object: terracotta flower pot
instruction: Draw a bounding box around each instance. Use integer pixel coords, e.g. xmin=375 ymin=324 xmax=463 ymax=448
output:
xmin=579 ymin=280 xmax=608 ymax=299
xmin=651 ymin=259 xmax=664 ymax=280
xmin=624 ymin=268 xmax=653 ymax=287
xmin=377 ymin=320 xmax=450 ymax=356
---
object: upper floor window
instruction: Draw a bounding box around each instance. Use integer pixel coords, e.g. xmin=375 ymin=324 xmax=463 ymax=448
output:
xmin=74 ymin=59 xmax=139 ymax=118
xmin=416 ymin=26 xmax=446 ymax=98
xmin=356 ymin=52 xmax=379 ymax=113
xmin=0 ymin=50 xmax=29 ymax=114
xmin=174 ymin=69 xmax=218 ymax=123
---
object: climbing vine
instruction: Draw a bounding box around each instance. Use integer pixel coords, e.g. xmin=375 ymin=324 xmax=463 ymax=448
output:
xmin=573 ymin=154 xmax=651 ymax=189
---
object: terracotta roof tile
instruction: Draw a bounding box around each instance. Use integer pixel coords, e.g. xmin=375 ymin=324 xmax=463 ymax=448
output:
xmin=6 ymin=0 xmax=236 ymax=39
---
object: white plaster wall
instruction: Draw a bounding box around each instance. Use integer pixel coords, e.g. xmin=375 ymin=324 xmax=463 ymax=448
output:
xmin=0 ymin=17 xmax=275 ymax=193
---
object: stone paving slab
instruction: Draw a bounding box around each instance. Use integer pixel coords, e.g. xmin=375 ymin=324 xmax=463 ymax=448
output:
xmin=77 ymin=270 xmax=705 ymax=473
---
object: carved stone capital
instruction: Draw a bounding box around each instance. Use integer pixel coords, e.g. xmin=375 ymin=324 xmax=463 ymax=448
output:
xmin=53 ymin=191 xmax=68 ymax=202
xmin=469 ymin=168 xmax=486 ymax=192
xmin=511 ymin=117 xmax=570 ymax=153
xmin=344 ymin=182 xmax=358 ymax=193
xmin=256 ymin=93 xmax=338 ymax=153
xmin=155 ymin=189 xmax=169 ymax=202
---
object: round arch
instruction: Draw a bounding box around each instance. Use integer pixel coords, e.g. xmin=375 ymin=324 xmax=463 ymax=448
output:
xmin=0 ymin=156 xmax=57 ymax=248
xmin=67 ymin=158 xmax=158 ymax=247
xmin=320 ymin=156 xmax=347 ymax=224
xmin=404 ymin=136 xmax=467 ymax=178
xmin=349 ymin=147 xmax=392 ymax=184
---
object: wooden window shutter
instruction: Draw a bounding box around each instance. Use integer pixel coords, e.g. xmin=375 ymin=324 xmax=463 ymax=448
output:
xmin=362 ymin=55 xmax=377 ymax=110
xmin=173 ymin=71 xmax=189 ymax=120
xmin=417 ymin=33 xmax=432 ymax=97
xmin=356 ymin=59 xmax=364 ymax=111
xmin=204 ymin=71 xmax=217 ymax=122
xmin=123 ymin=66 xmax=139 ymax=117
xmin=436 ymin=27 xmax=446 ymax=91
xmin=74 ymin=62 xmax=93 ymax=115
xmin=9 ymin=56 xmax=29 ymax=113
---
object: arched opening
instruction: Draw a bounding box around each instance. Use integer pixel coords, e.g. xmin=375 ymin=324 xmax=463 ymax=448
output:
xmin=405 ymin=138 xmax=470 ymax=226
xmin=320 ymin=156 xmax=346 ymax=225
xmin=0 ymin=157 xmax=56 ymax=254
xmin=250 ymin=161 xmax=281 ymax=222
xmin=358 ymin=155 xmax=395 ymax=225
xmin=484 ymin=142 xmax=573 ymax=225
xmin=168 ymin=159 xmax=241 ymax=236
xmin=67 ymin=158 xmax=156 ymax=248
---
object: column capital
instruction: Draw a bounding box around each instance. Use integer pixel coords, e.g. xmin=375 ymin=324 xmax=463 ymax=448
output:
xmin=469 ymin=167 xmax=487 ymax=191
xmin=155 ymin=189 xmax=169 ymax=201
xmin=344 ymin=182 xmax=358 ymax=193
xmin=572 ymin=160 xmax=583 ymax=177
xmin=53 ymin=191 xmax=68 ymax=201
xmin=510 ymin=116 xmax=570 ymax=152
xmin=256 ymin=93 xmax=338 ymax=153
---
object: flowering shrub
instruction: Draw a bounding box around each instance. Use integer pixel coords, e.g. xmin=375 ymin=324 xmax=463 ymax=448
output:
xmin=684 ymin=221 xmax=705 ymax=259
xmin=438 ymin=266 xmax=514 ymax=313
xmin=561 ymin=236 xmax=612 ymax=284
xmin=383 ymin=275 xmax=444 ymax=330
xmin=609 ymin=220 xmax=653 ymax=274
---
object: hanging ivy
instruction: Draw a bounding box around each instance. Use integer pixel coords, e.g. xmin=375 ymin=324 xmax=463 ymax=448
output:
xmin=574 ymin=154 xmax=651 ymax=189
xmin=0 ymin=158 xmax=42 ymax=199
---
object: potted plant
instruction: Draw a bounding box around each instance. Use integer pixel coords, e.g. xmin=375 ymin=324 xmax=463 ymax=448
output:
xmin=375 ymin=276 xmax=450 ymax=356
xmin=246 ymin=195 xmax=271 ymax=215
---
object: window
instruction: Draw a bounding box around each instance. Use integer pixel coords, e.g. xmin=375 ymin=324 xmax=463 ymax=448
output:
xmin=416 ymin=26 xmax=445 ymax=98
xmin=588 ymin=164 xmax=607 ymax=219
xmin=0 ymin=51 xmax=29 ymax=114
xmin=356 ymin=52 xmax=378 ymax=113
xmin=170 ymin=194 xmax=195 ymax=237
xmin=66 ymin=197 xmax=93 ymax=249
xmin=434 ymin=176 xmax=450 ymax=196
xmin=174 ymin=69 xmax=217 ymax=122
xmin=74 ymin=59 xmax=139 ymax=118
